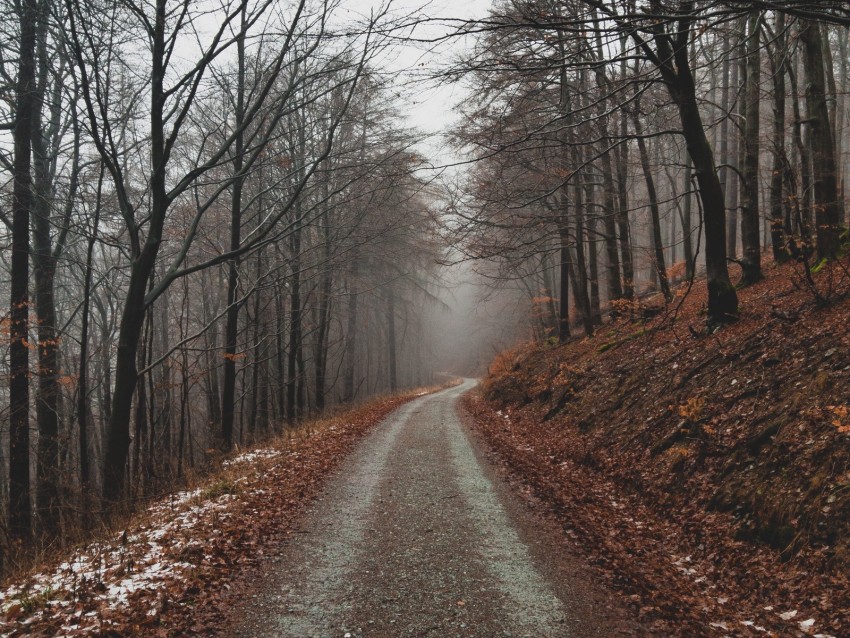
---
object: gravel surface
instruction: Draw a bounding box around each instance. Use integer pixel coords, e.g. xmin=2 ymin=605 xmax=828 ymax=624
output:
xmin=227 ymin=380 xmax=643 ymax=637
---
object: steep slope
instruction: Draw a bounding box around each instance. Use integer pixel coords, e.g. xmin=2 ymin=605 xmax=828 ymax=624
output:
xmin=464 ymin=260 xmax=850 ymax=637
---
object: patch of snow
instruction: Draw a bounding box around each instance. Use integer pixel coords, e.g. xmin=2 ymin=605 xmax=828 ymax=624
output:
xmin=1 ymin=478 xmax=245 ymax=634
xmin=799 ymin=618 xmax=815 ymax=633
xmin=223 ymin=448 xmax=281 ymax=467
xmin=740 ymin=621 xmax=767 ymax=632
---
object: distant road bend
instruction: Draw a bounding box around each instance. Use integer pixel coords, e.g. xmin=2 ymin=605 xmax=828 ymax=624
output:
xmin=229 ymin=379 xmax=638 ymax=637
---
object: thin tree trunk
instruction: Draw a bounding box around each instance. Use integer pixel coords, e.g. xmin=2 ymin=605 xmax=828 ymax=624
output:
xmin=590 ymin=22 xmax=623 ymax=305
xmin=727 ymin=24 xmax=743 ymax=260
xmin=719 ymin=29 xmax=731 ymax=249
xmin=570 ymin=153 xmax=594 ymax=336
xmin=220 ymin=4 xmax=247 ymax=450
xmin=682 ymin=157 xmax=695 ymax=279
xmin=78 ymin=166 xmax=103 ymax=501
xmin=386 ymin=287 xmax=397 ymax=392
xmin=286 ymin=213 xmax=303 ymax=423
xmin=558 ymin=226 xmax=571 ymax=342
xmin=649 ymin=19 xmax=738 ymax=323
xmin=788 ymin=47 xmax=814 ymax=247
xmin=769 ymin=12 xmax=789 ymax=263
xmin=633 ymin=109 xmax=671 ymax=300
xmin=617 ymin=41 xmax=635 ymax=299
xmin=343 ymin=257 xmax=359 ymax=402
xmin=740 ymin=11 xmax=763 ymax=284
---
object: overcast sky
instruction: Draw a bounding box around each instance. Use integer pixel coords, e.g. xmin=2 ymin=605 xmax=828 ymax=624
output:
xmin=362 ymin=0 xmax=495 ymax=168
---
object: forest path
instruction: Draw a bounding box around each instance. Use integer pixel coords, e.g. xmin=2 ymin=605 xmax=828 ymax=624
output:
xmin=227 ymin=380 xmax=639 ymax=637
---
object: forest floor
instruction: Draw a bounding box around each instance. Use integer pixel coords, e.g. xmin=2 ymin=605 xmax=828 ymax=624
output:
xmin=0 ymin=385 xmax=451 ymax=637
xmin=466 ymin=258 xmax=850 ymax=638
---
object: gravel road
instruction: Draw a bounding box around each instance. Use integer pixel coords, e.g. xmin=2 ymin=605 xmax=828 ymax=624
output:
xmin=228 ymin=380 xmax=642 ymax=637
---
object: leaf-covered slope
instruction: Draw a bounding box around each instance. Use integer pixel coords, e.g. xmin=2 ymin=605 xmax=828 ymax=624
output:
xmin=469 ymin=261 xmax=850 ymax=637
xmin=0 ymin=390 xmax=438 ymax=637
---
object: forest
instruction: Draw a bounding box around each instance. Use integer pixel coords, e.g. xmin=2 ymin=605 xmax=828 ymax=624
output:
xmin=0 ymin=0 xmax=447 ymax=562
xmin=2 ymin=0 xmax=850 ymax=628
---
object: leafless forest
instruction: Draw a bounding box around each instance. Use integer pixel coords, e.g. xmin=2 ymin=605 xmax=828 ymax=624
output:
xmin=2 ymin=0 xmax=850 ymax=573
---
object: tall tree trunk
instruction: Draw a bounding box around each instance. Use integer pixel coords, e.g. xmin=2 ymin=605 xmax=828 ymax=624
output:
xmin=9 ymin=0 xmax=38 ymax=541
xmin=558 ymin=226 xmax=571 ymax=342
xmin=31 ymin=3 xmax=68 ymax=536
xmin=633 ymin=109 xmax=672 ymax=301
xmin=286 ymin=214 xmax=303 ymax=423
xmin=788 ymin=48 xmax=814 ymax=248
xmin=719 ymin=29 xmax=732 ymax=256
xmin=835 ymin=29 xmax=850 ymax=225
xmin=586 ymin=194 xmax=602 ymax=324
xmin=249 ymin=250 xmax=263 ymax=442
xmin=220 ymin=4 xmax=247 ymax=450
xmin=740 ymin=11 xmax=763 ymax=284
xmin=314 ymin=181 xmax=333 ymax=411
xmin=800 ymin=19 xmax=841 ymax=260
xmin=590 ymin=22 xmax=623 ymax=305
xmin=103 ymin=0 xmax=172 ymax=505
xmin=78 ymin=167 xmax=103 ymax=501
xmin=275 ymin=276 xmax=287 ymax=419
xmin=386 ymin=287 xmax=397 ymax=392
xmin=570 ymin=155 xmax=594 ymax=336
xmin=681 ymin=157 xmax=695 ymax=279
xmin=599 ymin=150 xmax=623 ymax=307
xmin=616 ymin=42 xmax=635 ymax=299
xmin=342 ymin=256 xmax=360 ymax=402
xmin=727 ymin=24 xmax=744 ymax=260
xmin=648 ymin=19 xmax=738 ymax=323
xmin=769 ymin=12 xmax=789 ymax=263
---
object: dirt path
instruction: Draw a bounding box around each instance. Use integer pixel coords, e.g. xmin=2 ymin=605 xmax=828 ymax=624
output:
xmin=226 ymin=380 xmax=643 ymax=637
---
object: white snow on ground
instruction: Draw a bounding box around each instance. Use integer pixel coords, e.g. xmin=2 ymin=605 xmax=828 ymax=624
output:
xmin=0 ymin=444 xmax=281 ymax=635
xmin=222 ymin=448 xmax=281 ymax=467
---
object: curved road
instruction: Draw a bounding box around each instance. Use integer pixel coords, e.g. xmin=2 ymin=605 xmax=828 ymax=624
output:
xmin=229 ymin=380 xmax=640 ymax=637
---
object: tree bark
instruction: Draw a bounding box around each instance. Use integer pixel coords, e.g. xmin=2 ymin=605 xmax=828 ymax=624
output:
xmin=343 ymin=256 xmax=360 ymax=403
xmin=647 ymin=18 xmax=738 ymax=323
xmin=769 ymin=12 xmax=789 ymax=263
xmin=558 ymin=227 xmax=571 ymax=342
xmin=727 ymin=24 xmax=743 ymax=260
xmin=220 ymin=3 xmax=247 ymax=450
xmin=386 ymin=287 xmax=398 ymax=392
xmin=616 ymin=41 xmax=635 ymax=299
xmin=800 ymin=19 xmax=841 ymax=260
xmin=787 ymin=46 xmax=814 ymax=247
xmin=740 ymin=11 xmax=763 ymax=284
xmin=31 ymin=0 xmax=69 ymax=535
xmin=681 ymin=157 xmax=695 ymax=279
xmin=633 ymin=109 xmax=671 ymax=301
xmin=9 ymin=0 xmax=38 ymax=541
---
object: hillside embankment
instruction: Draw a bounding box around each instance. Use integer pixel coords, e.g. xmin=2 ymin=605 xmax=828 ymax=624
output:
xmin=464 ymin=260 xmax=850 ymax=637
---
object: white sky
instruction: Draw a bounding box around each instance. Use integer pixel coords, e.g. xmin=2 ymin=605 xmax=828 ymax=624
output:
xmin=360 ymin=0 xmax=495 ymax=168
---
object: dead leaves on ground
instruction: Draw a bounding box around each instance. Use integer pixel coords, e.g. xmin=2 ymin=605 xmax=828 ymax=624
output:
xmin=468 ymin=260 xmax=850 ymax=637
xmin=0 ymin=394 xmax=420 ymax=637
